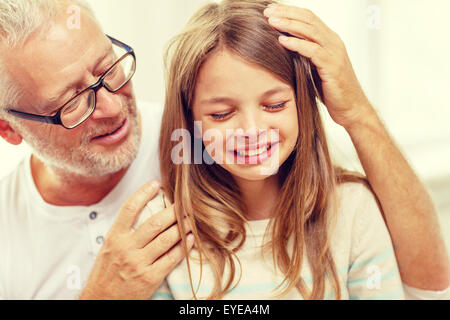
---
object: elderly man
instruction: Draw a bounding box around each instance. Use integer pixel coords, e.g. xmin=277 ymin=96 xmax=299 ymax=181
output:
xmin=0 ymin=0 xmax=448 ymax=300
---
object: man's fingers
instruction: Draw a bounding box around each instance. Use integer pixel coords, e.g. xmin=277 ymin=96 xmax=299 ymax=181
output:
xmin=149 ymin=233 xmax=195 ymax=276
xmin=109 ymin=180 xmax=161 ymax=234
xmin=268 ymin=17 xmax=325 ymax=46
xmin=141 ymin=217 xmax=192 ymax=264
xmin=278 ymin=36 xmax=328 ymax=67
xmin=132 ymin=204 xmax=179 ymax=247
xmin=264 ymin=4 xmax=326 ymax=27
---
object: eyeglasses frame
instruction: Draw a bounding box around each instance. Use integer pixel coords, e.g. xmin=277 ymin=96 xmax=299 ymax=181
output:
xmin=5 ymin=35 xmax=136 ymax=129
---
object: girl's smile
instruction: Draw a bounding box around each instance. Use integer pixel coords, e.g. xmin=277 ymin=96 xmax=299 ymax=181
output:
xmin=229 ymin=140 xmax=279 ymax=165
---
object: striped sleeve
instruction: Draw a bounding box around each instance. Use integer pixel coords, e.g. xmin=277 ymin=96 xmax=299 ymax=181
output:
xmin=151 ymin=280 xmax=174 ymax=300
xmin=346 ymin=185 xmax=405 ymax=300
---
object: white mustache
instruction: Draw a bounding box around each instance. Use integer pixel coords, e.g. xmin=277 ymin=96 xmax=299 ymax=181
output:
xmin=81 ymin=97 xmax=135 ymax=143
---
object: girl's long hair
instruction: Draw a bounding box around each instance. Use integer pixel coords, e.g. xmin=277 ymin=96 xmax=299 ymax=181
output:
xmin=160 ymin=0 xmax=365 ymax=299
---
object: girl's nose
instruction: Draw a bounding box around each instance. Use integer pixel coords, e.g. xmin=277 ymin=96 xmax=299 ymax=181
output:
xmin=235 ymin=108 xmax=268 ymax=145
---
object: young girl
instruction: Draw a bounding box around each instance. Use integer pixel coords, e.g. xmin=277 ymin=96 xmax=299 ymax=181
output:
xmin=140 ymin=0 xmax=404 ymax=300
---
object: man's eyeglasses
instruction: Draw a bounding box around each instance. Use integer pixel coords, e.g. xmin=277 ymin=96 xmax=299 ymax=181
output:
xmin=6 ymin=35 xmax=136 ymax=129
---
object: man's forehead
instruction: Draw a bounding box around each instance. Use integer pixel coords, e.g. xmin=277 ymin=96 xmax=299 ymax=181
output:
xmin=3 ymin=9 xmax=109 ymax=112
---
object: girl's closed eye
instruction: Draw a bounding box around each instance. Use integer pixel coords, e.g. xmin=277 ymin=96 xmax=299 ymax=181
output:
xmin=263 ymin=102 xmax=288 ymax=111
xmin=210 ymin=102 xmax=288 ymax=120
xmin=210 ymin=111 xmax=233 ymax=120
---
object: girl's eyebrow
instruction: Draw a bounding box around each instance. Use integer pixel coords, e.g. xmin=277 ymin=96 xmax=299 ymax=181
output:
xmin=199 ymin=96 xmax=238 ymax=107
xmin=259 ymin=86 xmax=291 ymax=100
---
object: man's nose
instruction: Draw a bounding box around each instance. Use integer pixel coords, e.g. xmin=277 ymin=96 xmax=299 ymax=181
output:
xmin=90 ymin=87 xmax=122 ymax=120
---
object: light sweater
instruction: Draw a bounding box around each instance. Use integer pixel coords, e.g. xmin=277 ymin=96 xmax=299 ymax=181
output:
xmin=142 ymin=182 xmax=406 ymax=300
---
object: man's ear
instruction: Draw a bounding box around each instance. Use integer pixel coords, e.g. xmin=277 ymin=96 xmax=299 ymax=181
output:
xmin=0 ymin=119 xmax=23 ymax=145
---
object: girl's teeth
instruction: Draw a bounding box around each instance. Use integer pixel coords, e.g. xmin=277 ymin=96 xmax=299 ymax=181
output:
xmin=236 ymin=145 xmax=269 ymax=157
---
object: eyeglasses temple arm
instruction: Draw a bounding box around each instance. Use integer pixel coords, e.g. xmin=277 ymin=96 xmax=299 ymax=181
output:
xmin=7 ymin=109 xmax=61 ymax=125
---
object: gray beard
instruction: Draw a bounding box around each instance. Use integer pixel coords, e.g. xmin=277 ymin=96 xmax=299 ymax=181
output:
xmin=17 ymin=98 xmax=141 ymax=178
xmin=27 ymin=114 xmax=141 ymax=178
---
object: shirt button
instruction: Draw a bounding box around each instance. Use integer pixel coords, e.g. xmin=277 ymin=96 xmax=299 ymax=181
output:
xmin=96 ymin=236 xmax=104 ymax=244
xmin=89 ymin=211 xmax=97 ymax=220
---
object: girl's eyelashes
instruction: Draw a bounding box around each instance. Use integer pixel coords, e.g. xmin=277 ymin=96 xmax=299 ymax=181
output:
xmin=263 ymin=102 xmax=287 ymax=111
xmin=210 ymin=111 xmax=232 ymax=120
xmin=209 ymin=102 xmax=288 ymax=120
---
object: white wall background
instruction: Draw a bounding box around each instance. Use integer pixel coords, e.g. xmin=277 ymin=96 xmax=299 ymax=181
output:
xmin=1 ymin=0 xmax=450 ymax=257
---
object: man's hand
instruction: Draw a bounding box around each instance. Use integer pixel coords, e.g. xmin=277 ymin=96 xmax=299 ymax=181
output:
xmin=265 ymin=4 xmax=450 ymax=292
xmin=79 ymin=181 xmax=194 ymax=300
xmin=264 ymin=3 xmax=375 ymax=130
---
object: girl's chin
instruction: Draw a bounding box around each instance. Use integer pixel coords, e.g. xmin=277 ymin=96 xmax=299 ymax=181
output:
xmin=225 ymin=166 xmax=280 ymax=182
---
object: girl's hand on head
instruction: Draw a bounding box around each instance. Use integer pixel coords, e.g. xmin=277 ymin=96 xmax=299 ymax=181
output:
xmin=264 ymin=4 xmax=376 ymax=130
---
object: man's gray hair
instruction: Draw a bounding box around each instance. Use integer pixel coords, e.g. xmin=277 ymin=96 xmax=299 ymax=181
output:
xmin=0 ymin=0 xmax=95 ymax=114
